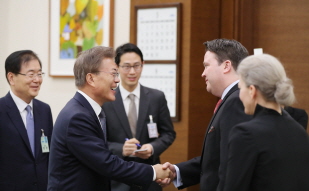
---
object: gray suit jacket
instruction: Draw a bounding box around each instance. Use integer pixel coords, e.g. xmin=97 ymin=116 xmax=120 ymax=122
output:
xmin=103 ymin=85 xmax=176 ymax=190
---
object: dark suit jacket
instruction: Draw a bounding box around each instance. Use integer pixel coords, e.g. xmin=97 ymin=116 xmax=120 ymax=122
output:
xmin=103 ymin=85 xmax=176 ymax=191
xmin=48 ymin=92 xmax=154 ymax=191
xmin=0 ymin=92 xmax=53 ymax=191
xmin=176 ymin=84 xmax=251 ymax=191
xmin=224 ymin=104 xmax=309 ymax=191
xmin=284 ymin=106 xmax=308 ymax=129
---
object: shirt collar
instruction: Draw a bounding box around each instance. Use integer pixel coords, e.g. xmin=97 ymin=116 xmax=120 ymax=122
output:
xmin=10 ymin=90 xmax=33 ymax=112
xmin=221 ymin=80 xmax=239 ymax=100
xmin=119 ymin=83 xmax=140 ymax=101
xmin=77 ymin=90 xmax=102 ymax=116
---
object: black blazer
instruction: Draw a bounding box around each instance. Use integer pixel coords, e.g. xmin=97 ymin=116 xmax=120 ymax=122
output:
xmin=176 ymin=84 xmax=251 ymax=191
xmin=48 ymin=92 xmax=154 ymax=191
xmin=224 ymin=105 xmax=309 ymax=191
xmin=103 ymin=85 xmax=176 ymax=190
xmin=0 ymin=92 xmax=53 ymax=191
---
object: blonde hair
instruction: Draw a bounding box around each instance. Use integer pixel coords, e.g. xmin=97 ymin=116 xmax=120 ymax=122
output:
xmin=237 ymin=54 xmax=295 ymax=106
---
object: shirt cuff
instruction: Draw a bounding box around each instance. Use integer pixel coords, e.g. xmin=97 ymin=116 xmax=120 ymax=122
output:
xmin=173 ymin=165 xmax=183 ymax=187
xmin=152 ymin=166 xmax=156 ymax=181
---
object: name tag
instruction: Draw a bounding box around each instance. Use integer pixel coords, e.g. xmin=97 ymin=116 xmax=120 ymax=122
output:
xmin=41 ymin=129 xmax=49 ymax=153
xmin=147 ymin=115 xmax=158 ymax=138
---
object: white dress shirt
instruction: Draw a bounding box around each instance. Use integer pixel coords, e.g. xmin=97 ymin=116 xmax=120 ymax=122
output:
xmin=10 ymin=90 xmax=33 ymax=129
xmin=119 ymin=83 xmax=140 ymax=118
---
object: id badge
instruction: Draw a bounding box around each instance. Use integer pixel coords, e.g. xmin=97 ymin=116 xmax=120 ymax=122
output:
xmin=40 ymin=129 xmax=49 ymax=153
xmin=147 ymin=115 xmax=158 ymax=138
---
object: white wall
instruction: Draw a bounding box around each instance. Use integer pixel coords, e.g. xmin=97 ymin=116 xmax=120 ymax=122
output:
xmin=0 ymin=0 xmax=131 ymax=121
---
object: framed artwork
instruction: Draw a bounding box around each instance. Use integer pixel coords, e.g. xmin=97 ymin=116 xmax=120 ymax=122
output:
xmin=134 ymin=3 xmax=181 ymax=121
xmin=49 ymin=0 xmax=114 ymax=77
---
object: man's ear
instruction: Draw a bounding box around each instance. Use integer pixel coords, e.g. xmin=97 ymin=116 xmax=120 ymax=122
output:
xmin=7 ymin=72 xmax=15 ymax=86
xmin=222 ymin=60 xmax=232 ymax=74
xmin=85 ymin=73 xmax=95 ymax=87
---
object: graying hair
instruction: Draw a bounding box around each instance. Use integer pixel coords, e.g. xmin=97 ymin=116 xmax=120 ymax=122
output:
xmin=237 ymin=54 xmax=295 ymax=106
xmin=74 ymin=46 xmax=114 ymax=87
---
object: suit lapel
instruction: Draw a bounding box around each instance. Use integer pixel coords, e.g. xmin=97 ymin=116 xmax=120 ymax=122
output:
xmin=5 ymin=93 xmax=34 ymax=157
xmin=74 ymin=92 xmax=105 ymax=141
xmin=200 ymin=84 xmax=239 ymax=161
xmin=111 ymin=89 xmax=133 ymax=137
xmin=136 ymin=85 xmax=149 ymax=139
xmin=206 ymin=84 xmax=239 ymax=132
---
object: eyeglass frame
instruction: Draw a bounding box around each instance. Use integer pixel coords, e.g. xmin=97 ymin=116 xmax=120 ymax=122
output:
xmin=16 ymin=72 xmax=45 ymax=79
xmin=95 ymin=71 xmax=119 ymax=79
xmin=119 ymin=64 xmax=143 ymax=72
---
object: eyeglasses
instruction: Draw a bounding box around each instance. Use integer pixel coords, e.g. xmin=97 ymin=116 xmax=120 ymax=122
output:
xmin=119 ymin=64 xmax=142 ymax=72
xmin=96 ymin=71 xmax=119 ymax=79
xmin=17 ymin=72 xmax=45 ymax=79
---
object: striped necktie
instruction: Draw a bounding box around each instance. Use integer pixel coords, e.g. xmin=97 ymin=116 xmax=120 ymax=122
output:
xmin=98 ymin=109 xmax=107 ymax=141
xmin=26 ymin=105 xmax=35 ymax=156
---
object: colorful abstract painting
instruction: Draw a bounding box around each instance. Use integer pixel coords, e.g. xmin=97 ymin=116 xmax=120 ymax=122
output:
xmin=59 ymin=0 xmax=105 ymax=59
xmin=49 ymin=0 xmax=110 ymax=76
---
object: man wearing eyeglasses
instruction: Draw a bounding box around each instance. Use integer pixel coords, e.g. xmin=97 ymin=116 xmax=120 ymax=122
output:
xmin=0 ymin=50 xmax=53 ymax=191
xmin=103 ymin=43 xmax=176 ymax=191
xmin=48 ymin=46 xmax=171 ymax=191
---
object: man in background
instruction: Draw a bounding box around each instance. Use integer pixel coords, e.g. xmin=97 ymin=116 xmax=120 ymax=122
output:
xmin=160 ymin=39 xmax=252 ymax=191
xmin=48 ymin=46 xmax=171 ymax=191
xmin=0 ymin=50 xmax=53 ymax=191
xmin=103 ymin=43 xmax=176 ymax=191
xmin=285 ymin=106 xmax=308 ymax=129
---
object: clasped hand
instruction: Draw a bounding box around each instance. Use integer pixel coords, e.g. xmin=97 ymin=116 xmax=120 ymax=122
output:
xmin=155 ymin=162 xmax=177 ymax=187
xmin=153 ymin=164 xmax=173 ymax=182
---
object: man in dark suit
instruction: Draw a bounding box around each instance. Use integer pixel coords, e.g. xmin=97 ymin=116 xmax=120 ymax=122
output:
xmin=159 ymin=39 xmax=252 ymax=190
xmin=0 ymin=50 xmax=53 ymax=191
xmin=284 ymin=106 xmax=308 ymax=129
xmin=103 ymin=43 xmax=176 ymax=191
xmin=48 ymin=46 xmax=171 ymax=191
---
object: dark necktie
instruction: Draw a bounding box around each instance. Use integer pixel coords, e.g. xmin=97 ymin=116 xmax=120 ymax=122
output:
xmin=214 ymin=99 xmax=223 ymax=113
xmin=26 ymin=105 xmax=35 ymax=156
xmin=128 ymin=94 xmax=137 ymax=137
xmin=98 ymin=110 xmax=107 ymax=141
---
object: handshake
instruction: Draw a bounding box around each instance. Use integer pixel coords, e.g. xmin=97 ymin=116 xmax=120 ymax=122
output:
xmin=153 ymin=162 xmax=176 ymax=187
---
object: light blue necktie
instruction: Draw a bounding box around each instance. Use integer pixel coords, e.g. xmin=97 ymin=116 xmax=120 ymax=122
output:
xmin=26 ymin=105 xmax=35 ymax=156
xmin=98 ymin=109 xmax=107 ymax=141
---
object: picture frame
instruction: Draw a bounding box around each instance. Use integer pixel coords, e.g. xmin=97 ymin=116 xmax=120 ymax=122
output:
xmin=49 ymin=0 xmax=114 ymax=77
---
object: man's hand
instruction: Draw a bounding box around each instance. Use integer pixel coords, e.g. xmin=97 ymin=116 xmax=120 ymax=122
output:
xmin=122 ymin=138 xmax=139 ymax=156
xmin=134 ymin=143 xmax=153 ymax=159
xmin=153 ymin=164 xmax=172 ymax=180
xmin=156 ymin=162 xmax=176 ymax=187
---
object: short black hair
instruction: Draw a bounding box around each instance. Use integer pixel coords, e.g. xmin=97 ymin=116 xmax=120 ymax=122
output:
xmin=203 ymin=39 xmax=248 ymax=70
xmin=5 ymin=50 xmax=42 ymax=84
xmin=115 ymin=43 xmax=143 ymax=66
